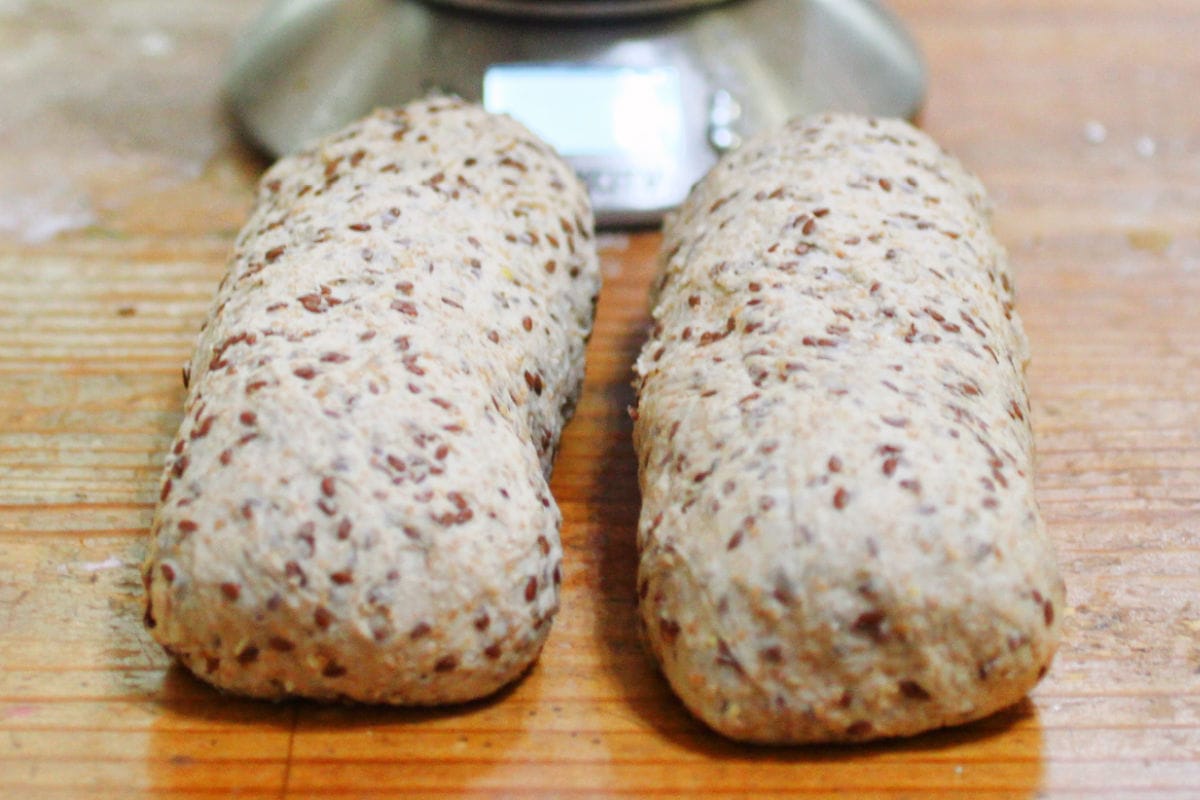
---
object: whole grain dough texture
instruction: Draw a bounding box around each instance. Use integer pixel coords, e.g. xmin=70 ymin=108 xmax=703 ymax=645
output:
xmin=633 ymin=114 xmax=1064 ymax=743
xmin=143 ymin=98 xmax=600 ymax=704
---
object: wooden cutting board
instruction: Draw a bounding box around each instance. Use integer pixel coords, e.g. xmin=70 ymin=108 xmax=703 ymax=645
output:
xmin=1 ymin=1 xmax=1198 ymax=797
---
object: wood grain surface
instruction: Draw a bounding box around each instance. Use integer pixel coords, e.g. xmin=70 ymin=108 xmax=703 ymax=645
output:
xmin=2 ymin=1 xmax=1199 ymax=797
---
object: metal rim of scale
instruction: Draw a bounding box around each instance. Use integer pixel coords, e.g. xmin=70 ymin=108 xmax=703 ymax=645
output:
xmin=423 ymin=0 xmax=735 ymax=20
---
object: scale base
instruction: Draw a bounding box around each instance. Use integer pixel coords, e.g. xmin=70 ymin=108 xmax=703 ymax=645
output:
xmin=226 ymin=0 xmax=925 ymax=225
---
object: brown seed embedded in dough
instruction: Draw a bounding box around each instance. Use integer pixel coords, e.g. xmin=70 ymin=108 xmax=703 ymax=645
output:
xmin=846 ymin=720 xmax=874 ymax=737
xmin=852 ymin=609 xmax=886 ymax=640
xmin=833 ymin=487 xmax=850 ymax=509
xmin=715 ymin=640 xmax=744 ymax=674
xmin=284 ymin=561 xmax=306 ymax=587
xmin=313 ymin=607 xmax=333 ymax=629
xmin=759 ymin=646 xmax=784 ymax=664
xmin=391 ymin=300 xmax=418 ymax=317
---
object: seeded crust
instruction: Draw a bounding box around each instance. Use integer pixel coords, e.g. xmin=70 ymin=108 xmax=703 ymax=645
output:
xmin=633 ymin=114 xmax=1064 ymax=743
xmin=142 ymin=98 xmax=600 ymax=704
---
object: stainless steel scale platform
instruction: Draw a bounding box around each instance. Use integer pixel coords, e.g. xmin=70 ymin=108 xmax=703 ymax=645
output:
xmin=226 ymin=0 xmax=925 ymax=225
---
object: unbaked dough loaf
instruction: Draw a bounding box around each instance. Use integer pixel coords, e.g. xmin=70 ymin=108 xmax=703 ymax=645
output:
xmin=633 ymin=113 xmax=1063 ymax=743
xmin=143 ymin=98 xmax=599 ymax=704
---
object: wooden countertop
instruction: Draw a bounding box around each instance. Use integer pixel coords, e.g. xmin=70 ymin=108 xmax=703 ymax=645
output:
xmin=2 ymin=1 xmax=1198 ymax=797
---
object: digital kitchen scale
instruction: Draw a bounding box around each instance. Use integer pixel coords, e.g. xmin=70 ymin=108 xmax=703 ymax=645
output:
xmin=225 ymin=0 xmax=925 ymax=226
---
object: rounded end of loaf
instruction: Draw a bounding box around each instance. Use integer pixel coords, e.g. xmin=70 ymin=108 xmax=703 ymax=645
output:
xmin=638 ymin=541 xmax=1062 ymax=743
xmin=142 ymin=382 xmax=564 ymax=705
xmin=143 ymin=477 xmax=563 ymax=705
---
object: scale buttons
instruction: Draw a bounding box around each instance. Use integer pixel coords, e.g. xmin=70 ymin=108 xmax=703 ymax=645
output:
xmin=707 ymin=89 xmax=743 ymax=153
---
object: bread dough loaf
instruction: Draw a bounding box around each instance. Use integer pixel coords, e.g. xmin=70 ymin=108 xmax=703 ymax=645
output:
xmin=633 ymin=114 xmax=1063 ymax=742
xmin=143 ymin=98 xmax=600 ymax=704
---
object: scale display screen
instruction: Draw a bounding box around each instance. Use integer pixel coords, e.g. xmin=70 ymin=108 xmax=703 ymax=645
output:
xmin=483 ymin=64 xmax=684 ymax=161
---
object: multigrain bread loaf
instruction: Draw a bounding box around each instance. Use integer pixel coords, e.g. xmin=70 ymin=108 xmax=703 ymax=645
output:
xmin=142 ymin=98 xmax=600 ymax=704
xmin=633 ymin=114 xmax=1063 ymax=743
